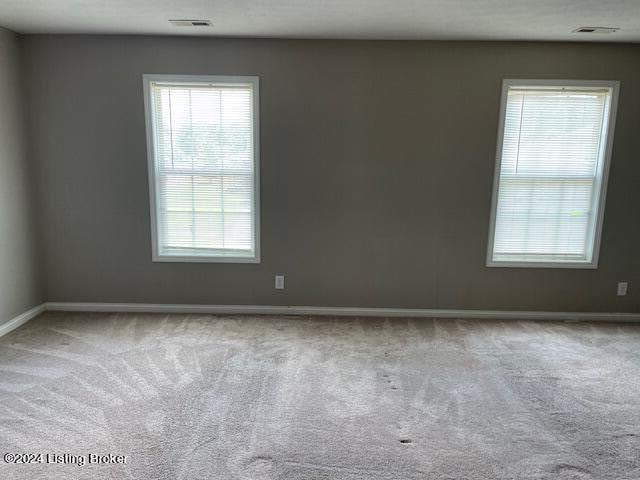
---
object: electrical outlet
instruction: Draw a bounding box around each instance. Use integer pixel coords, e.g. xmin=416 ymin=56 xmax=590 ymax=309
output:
xmin=617 ymin=282 xmax=628 ymax=296
xmin=275 ymin=274 xmax=285 ymax=290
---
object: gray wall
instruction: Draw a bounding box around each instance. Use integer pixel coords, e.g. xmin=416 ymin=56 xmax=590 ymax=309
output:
xmin=0 ymin=28 xmax=43 ymax=323
xmin=23 ymin=35 xmax=640 ymax=312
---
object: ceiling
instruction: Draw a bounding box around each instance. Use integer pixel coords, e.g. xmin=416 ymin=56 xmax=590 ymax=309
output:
xmin=0 ymin=0 xmax=639 ymax=42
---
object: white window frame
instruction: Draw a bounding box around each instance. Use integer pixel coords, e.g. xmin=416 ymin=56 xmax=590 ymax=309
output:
xmin=487 ymin=79 xmax=619 ymax=269
xmin=143 ymin=74 xmax=260 ymax=263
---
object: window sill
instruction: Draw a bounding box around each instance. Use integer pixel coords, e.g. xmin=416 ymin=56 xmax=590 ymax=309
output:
xmin=152 ymin=254 xmax=260 ymax=264
xmin=486 ymin=259 xmax=597 ymax=269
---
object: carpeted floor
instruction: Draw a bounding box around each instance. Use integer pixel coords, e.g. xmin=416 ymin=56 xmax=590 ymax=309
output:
xmin=1 ymin=313 xmax=639 ymax=479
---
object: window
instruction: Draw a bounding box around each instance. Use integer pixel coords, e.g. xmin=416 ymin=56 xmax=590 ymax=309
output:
xmin=487 ymin=80 xmax=619 ymax=268
xmin=143 ymin=75 xmax=259 ymax=263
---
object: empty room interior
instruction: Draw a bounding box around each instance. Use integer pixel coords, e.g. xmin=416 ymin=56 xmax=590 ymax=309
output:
xmin=1 ymin=1 xmax=640 ymax=478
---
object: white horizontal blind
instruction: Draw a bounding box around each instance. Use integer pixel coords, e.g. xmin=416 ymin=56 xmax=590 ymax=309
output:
xmin=491 ymin=83 xmax=614 ymax=265
xmin=147 ymin=78 xmax=257 ymax=260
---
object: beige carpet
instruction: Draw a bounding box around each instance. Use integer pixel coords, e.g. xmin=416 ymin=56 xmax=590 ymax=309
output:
xmin=1 ymin=312 xmax=639 ymax=479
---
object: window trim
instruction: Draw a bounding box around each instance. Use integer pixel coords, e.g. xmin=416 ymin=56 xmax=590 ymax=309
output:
xmin=142 ymin=74 xmax=261 ymax=264
xmin=486 ymin=79 xmax=620 ymax=269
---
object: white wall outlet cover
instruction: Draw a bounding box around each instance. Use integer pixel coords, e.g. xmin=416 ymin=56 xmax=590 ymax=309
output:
xmin=617 ymin=282 xmax=628 ymax=296
xmin=275 ymin=275 xmax=285 ymax=290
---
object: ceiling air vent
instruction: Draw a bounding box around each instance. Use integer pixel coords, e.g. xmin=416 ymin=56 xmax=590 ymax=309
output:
xmin=169 ymin=19 xmax=212 ymax=27
xmin=573 ymin=27 xmax=619 ymax=34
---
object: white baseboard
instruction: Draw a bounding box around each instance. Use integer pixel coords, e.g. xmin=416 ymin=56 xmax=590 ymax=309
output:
xmin=44 ymin=302 xmax=640 ymax=323
xmin=2 ymin=302 xmax=635 ymax=340
xmin=0 ymin=303 xmax=46 ymax=337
